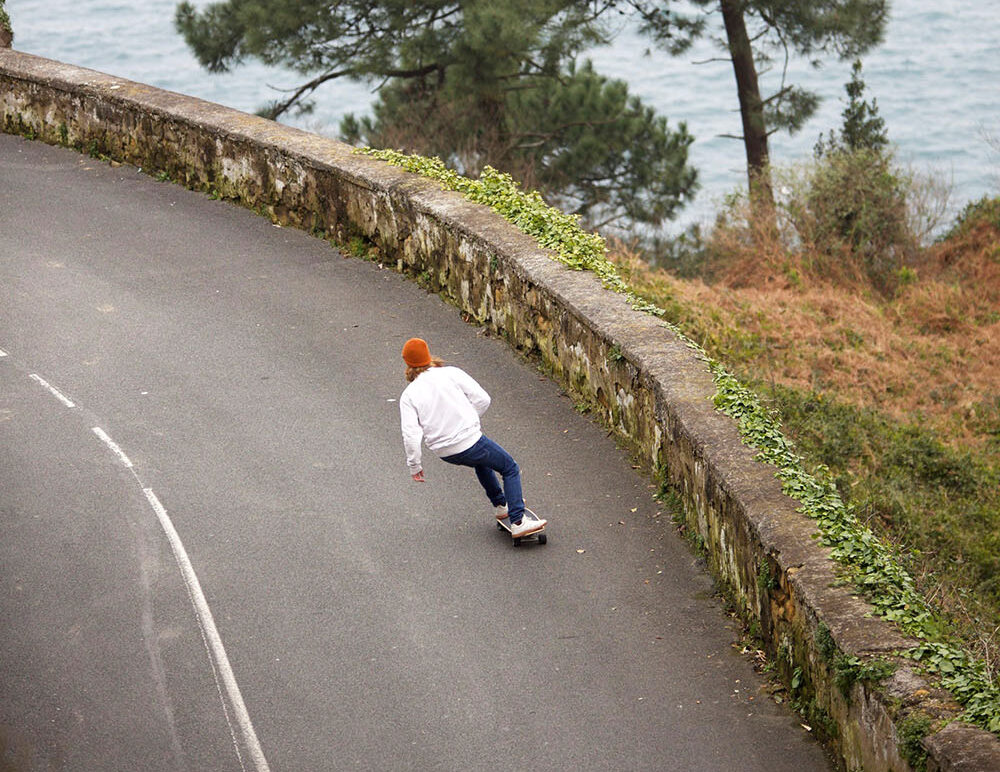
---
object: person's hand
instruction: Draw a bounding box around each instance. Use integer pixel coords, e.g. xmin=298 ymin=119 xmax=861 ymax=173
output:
xmin=411 ymin=470 xmax=426 ymax=482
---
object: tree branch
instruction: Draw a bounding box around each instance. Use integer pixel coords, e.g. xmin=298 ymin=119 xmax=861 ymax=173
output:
xmin=264 ymin=68 xmax=356 ymax=119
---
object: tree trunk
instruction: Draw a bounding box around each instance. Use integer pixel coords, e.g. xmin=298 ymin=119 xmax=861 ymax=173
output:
xmin=719 ymin=0 xmax=774 ymax=213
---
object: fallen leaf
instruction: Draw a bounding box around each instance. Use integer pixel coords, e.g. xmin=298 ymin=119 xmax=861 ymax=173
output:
xmin=576 ymin=549 xmax=586 ymax=554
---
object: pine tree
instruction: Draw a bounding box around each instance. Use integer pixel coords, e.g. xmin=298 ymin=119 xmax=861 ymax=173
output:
xmin=176 ymin=0 xmax=698 ymax=229
xmin=629 ymin=0 xmax=889 ymax=214
xmin=840 ymin=59 xmax=888 ymax=153
xmin=815 ymin=59 xmax=889 ymax=157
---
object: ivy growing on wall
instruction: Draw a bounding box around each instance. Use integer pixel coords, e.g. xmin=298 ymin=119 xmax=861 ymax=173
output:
xmin=359 ymin=148 xmax=662 ymax=315
xmin=708 ymin=359 xmax=1000 ymax=734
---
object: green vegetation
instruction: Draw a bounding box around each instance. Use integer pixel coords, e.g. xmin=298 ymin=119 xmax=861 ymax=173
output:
xmin=897 ymin=712 xmax=935 ymax=771
xmin=766 ymin=388 xmax=999 ymax=616
xmin=0 ymin=0 xmax=12 ymax=47
xmin=833 ymin=655 xmax=896 ymax=699
xmin=801 ymin=60 xmax=914 ymax=293
xmin=358 ymin=148 xmax=663 ymax=317
xmin=344 ymin=59 xmax=697 ymax=229
xmin=176 ymin=0 xmax=697 ymax=230
xmin=942 ymin=194 xmax=1000 ymax=242
xmin=708 ymin=334 xmax=1000 ymax=736
xmin=176 ymin=1 xmax=888 ymax=230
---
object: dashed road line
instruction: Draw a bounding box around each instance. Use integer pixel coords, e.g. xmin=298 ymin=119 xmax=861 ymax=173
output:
xmin=28 ymin=373 xmax=76 ymax=408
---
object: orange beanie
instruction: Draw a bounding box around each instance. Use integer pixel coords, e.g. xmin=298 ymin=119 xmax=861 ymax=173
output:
xmin=402 ymin=337 xmax=432 ymax=367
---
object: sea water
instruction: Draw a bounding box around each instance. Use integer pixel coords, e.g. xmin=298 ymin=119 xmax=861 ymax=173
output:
xmin=5 ymin=0 xmax=998 ymax=234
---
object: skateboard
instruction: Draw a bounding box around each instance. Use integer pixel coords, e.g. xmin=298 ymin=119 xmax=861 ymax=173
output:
xmin=496 ymin=507 xmax=548 ymax=546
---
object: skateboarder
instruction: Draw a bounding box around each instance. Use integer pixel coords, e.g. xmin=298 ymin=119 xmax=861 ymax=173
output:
xmin=399 ymin=337 xmax=546 ymax=538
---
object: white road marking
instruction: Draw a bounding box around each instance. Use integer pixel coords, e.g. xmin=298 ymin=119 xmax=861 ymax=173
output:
xmin=143 ymin=489 xmax=270 ymax=772
xmin=89 ymin=425 xmax=271 ymax=772
xmin=92 ymin=427 xmax=134 ymax=468
xmin=28 ymin=373 xmax=76 ymax=408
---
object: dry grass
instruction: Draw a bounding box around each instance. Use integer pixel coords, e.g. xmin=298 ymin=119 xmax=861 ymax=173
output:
xmin=609 ymin=219 xmax=1000 ymax=455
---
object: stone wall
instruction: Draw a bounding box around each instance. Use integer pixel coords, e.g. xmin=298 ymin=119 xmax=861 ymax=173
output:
xmin=3 ymin=49 xmax=998 ymax=771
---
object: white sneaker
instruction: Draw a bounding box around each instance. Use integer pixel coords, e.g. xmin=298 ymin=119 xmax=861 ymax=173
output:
xmin=495 ymin=504 xmax=509 ymax=521
xmin=510 ymin=516 xmax=546 ymax=538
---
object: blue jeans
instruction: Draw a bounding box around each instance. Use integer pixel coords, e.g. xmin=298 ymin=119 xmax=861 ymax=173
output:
xmin=442 ymin=435 xmax=525 ymax=523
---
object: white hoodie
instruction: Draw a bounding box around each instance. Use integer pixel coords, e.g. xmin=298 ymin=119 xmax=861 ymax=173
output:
xmin=399 ymin=366 xmax=491 ymax=474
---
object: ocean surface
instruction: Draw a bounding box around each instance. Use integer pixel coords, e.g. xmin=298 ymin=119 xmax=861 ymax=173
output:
xmin=5 ymin=0 xmax=998 ymax=235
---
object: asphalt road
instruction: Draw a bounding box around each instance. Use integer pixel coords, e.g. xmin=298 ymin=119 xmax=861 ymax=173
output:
xmin=0 ymin=133 xmax=831 ymax=771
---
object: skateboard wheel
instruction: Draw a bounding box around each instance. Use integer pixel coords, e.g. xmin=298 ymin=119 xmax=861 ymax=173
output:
xmin=537 ymin=533 xmax=547 ymax=545
xmin=512 ymin=538 xmax=522 ymax=547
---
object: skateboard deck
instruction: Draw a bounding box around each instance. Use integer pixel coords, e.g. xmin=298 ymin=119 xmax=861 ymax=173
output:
xmin=496 ymin=507 xmax=547 ymax=546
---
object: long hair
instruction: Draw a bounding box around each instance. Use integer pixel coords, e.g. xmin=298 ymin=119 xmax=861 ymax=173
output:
xmin=405 ymin=357 xmax=445 ymax=383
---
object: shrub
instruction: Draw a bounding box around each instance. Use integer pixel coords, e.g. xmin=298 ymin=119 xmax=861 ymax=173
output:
xmin=941 ymin=195 xmax=1000 ymax=242
xmin=800 ymin=147 xmax=916 ymax=291
xmin=795 ymin=61 xmax=928 ymax=294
